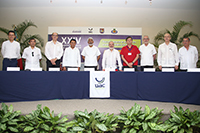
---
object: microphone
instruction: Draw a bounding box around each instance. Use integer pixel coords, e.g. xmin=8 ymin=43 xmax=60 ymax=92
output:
xmin=32 ymin=52 xmax=34 ymax=57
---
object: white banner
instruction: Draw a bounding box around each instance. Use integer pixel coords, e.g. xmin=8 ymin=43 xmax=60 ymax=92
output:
xmin=89 ymin=71 xmax=110 ymax=98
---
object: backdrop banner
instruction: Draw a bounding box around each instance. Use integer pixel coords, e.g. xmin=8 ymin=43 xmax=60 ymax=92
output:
xmin=48 ymin=27 xmax=142 ymax=70
xmin=89 ymin=71 xmax=110 ymax=98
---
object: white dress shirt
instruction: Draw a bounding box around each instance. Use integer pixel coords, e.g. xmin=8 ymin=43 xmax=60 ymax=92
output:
xmin=62 ymin=47 xmax=81 ymax=67
xmin=179 ymin=45 xmax=198 ymax=70
xmin=81 ymin=45 xmax=101 ymax=66
xmin=157 ymin=42 xmax=179 ymax=67
xmin=45 ymin=41 xmax=63 ymax=60
xmin=139 ymin=43 xmax=157 ymax=66
xmin=22 ymin=46 xmax=42 ymax=70
xmin=102 ymin=49 xmax=122 ymax=70
xmin=1 ymin=40 xmax=20 ymax=59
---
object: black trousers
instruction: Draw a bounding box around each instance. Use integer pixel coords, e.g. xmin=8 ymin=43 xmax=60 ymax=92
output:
xmin=46 ymin=59 xmax=61 ymax=71
xmin=123 ymin=65 xmax=137 ymax=71
xmin=2 ymin=58 xmax=18 ymax=71
xmin=84 ymin=66 xmax=98 ymax=71
xmin=140 ymin=65 xmax=153 ymax=71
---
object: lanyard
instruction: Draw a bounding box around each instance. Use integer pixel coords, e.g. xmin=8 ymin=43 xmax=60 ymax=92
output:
xmin=127 ymin=45 xmax=133 ymax=52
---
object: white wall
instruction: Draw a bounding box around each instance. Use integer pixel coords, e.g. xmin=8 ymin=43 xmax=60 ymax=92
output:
xmin=0 ymin=0 xmax=200 ymax=70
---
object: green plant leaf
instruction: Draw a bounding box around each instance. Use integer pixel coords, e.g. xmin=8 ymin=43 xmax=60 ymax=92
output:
xmin=60 ymin=127 xmax=67 ymax=132
xmin=144 ymin=105 xmax=151 ymax=116
xmin=179 ymin=106 xmax=184 ymax=113
xmin=8 ymin=121 xmax=18 ymax=125
xmin=170 ymin=110 xmax=181 ymax=122
xmin=134 ymin=103 xmax=141 ymax=115
xmin=41 ymin=114 xmax=50 ymax=120
xmin=125 ymin=119 xmax=131 ymax=125
xmin=84 ymin=109 xmax=88 ymax=115
xmin=177 ymin=128 xmax=184 ymax=133
xmin=145 ymin=109 xmax=157 ymax=121
xmin=30 ymin=129 xmax=39 ymax=133
xmin=8 ymin=105 xmax=14 ymax=113
xmin=117 ymin=115 xmax=127 ymax=121
xmin=1 ymin=118 xmax=9 ymax=123
xmin=41 ymin=123 xmax=50 ymax=131
xmin=37 ymin=104 xmax=42 ymax=110
xmin=8 ymin=126 xmax=18 ymax=132
xmin=72 ymin=126 xmax=84 ymax=131
xmin=1 ymin=103 xmax=8 ymax=114
xmin=0 ymin=27 xmax=10 ymax=35
xmin=174 ymin=106 xmax=178 ymax=113
xmin=121 ymin=128 xmax=129 ymax=133
xmin=77 ymin=111 xmax=90 ymax=119
xmin=24 ymin=126 xmax=34 ymax=132
xmin=58 ymin=112 xmax=62 ymax=118
xmin=142 ymin=122 xmax=148 ymax=131
xmin=57 ymin=117 xmax=68 ymax=123
xmin=129 ymin=128 xmax=137 ymax=133
xmin=96 ymin=123 xmax=107 ymax=131
xmin=0 ymin=123 xmax=6 ymax=131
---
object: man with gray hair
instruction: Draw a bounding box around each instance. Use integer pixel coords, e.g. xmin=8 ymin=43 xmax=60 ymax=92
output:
xmin=102 ymin=41 xmax=122 ymax=71
xmin=81 ymin=37 xmax=101 ymax=70
xmin=139 ymin=35 xmax=157 ymax=71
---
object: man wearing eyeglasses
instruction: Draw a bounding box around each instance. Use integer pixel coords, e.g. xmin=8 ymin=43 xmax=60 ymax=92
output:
xmin=45 ymin=32 xmax=63 ymax=71
xmin=157 ymin=33 xmax=179 ymax=70
xmin=1 ymin=31 xmax=20 ymax=71
xmin=179 ymin=37 xmax=198 ymax=71
xmin=22 ymin=38 xmax=42 ymax=70
xmin=120 ymin=36 xmax=140 ymax=71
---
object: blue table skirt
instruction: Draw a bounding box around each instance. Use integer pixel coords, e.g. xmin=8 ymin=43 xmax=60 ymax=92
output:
xmin=0 ymin=71 xmax=200 ymax=105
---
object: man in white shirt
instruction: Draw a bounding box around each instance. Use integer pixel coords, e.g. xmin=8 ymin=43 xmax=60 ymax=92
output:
xmin=139 ymin=35 xmax=157 ymax=71
xmin=62 ymin=39 xmax=81 ymax=71
xmin=179 ymin=37 xmax=198 ymax=71
xmin=81 ymin=37 xmax=101 ymax=70
xmin=22 ymin=38 xmax=42 ymax=70
xmin=1 ymin=31 xmax=20 ymax=71
xmin=45 ymin=32 xmax=63 ymax=71
xmin=102 ymin=41 xmax=122 ymax=71
xmin=157 ymin=33 xmax=179 ymax=70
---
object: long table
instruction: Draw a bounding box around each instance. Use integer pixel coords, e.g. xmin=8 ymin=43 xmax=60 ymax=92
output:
xmin=0 ymin=71 xmax=200 ymax=105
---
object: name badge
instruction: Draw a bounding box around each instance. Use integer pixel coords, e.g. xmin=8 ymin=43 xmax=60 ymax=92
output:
xmin=128 ymin=52 xmax=132 ymax=55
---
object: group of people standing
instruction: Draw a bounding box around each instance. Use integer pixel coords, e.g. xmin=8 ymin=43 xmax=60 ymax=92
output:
xmin=1 ymin=31 xmax=198 ymax=71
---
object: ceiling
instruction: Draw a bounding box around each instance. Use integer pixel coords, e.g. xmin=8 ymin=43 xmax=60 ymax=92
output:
xmin=0 ymin=0 xmax=199 ymax=10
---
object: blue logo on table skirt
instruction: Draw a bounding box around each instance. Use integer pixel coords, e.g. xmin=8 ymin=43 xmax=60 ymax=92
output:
xmin=95 ymin=77 xmax=105 ymax=89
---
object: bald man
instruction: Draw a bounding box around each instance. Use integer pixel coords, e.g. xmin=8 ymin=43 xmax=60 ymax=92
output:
xmin=157 ymin=33 xmax=179 ymax=70
xmin=45 ymin=32 xmax=63 ymax=71
xmin=102 ymin=41 xmax=122 ymax=71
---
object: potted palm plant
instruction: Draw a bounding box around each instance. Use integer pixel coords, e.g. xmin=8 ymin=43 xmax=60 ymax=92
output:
xmin=0 ymin=20 xmax=44 ymax=70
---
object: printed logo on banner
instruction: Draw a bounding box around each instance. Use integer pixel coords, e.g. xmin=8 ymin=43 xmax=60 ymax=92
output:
xmin=72 ymin=30 xmax=81 ymax=33
xmin=95 ymin=77 xmax=105 ymax=89
xmin=99 ymin=28 xmax=104 ymax=34
xmin=88 ymin=28 xmax=93 ymax=33
xmin=111 ymin=28 xmax=118 ymax=34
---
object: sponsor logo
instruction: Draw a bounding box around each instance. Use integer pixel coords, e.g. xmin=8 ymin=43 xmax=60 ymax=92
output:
xmin=72 ymin=30 xmax=81 ymax=33
xmin=88 ymin=28 xmax=93 ymax=33
xmin=95 ymin=77 xmax=105 ymax=88
xmin=111 ymin=28 xmax=118 ymax=34
xmin=99 ymin=28 xmax=104 ymax=33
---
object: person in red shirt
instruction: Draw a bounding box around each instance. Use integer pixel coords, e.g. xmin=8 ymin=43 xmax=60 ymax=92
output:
xmin=120 ymin=36 xmax=140 ymax=71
